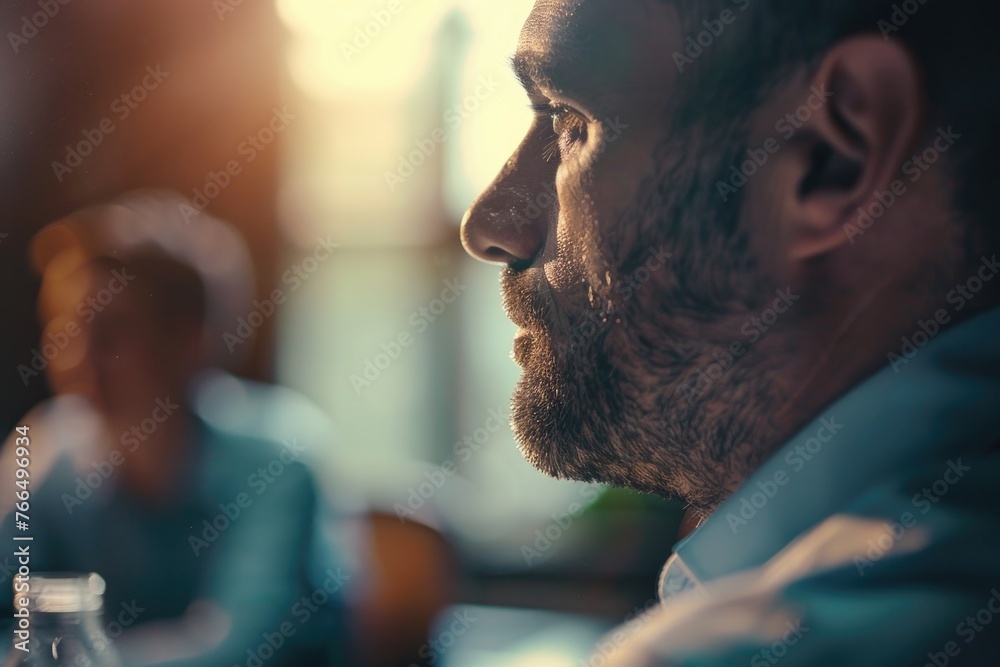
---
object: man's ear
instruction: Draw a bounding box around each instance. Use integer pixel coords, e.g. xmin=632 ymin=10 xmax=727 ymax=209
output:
xmin=776 ymin=35 xmax=924 ymax=260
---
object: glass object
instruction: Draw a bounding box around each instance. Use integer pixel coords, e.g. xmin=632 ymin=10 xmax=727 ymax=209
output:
xmin=6 ymin=573 xmax=122 ymax=667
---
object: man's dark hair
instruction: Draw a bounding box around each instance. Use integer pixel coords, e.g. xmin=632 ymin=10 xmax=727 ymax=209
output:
xmin=91 ymin=250 xmax=206 ymax=333
xmin=668 ymin=0 xmax=1000 ymax=255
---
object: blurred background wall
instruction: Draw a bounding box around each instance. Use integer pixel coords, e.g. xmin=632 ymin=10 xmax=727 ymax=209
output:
xmin=0 ymin=0 xmax=285 ymax=432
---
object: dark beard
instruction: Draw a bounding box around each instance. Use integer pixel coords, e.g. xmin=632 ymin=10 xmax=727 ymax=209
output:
xmin=505 ymin=125 xmax=788 ymax=516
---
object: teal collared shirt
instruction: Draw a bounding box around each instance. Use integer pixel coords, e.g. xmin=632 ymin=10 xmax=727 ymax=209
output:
xmin=606 ymin=307 xmax=1000 ymax=666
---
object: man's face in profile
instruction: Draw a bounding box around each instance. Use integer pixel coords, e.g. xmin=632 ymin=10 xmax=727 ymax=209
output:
xmin=40 ymin=260 xmax=189 ymax=423
xmin=463 ymin=0 xmax=791 ymax=511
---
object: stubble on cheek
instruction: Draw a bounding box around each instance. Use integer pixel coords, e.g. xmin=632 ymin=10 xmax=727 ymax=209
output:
xmin=549 ymin=170 xmax=627 ymax=314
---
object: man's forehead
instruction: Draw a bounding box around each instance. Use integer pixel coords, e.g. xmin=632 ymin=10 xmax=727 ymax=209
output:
xmin=514 ymin=0 xmax=677 ymax=104
xmin=518 ymin=0 xmax=583 ymax=51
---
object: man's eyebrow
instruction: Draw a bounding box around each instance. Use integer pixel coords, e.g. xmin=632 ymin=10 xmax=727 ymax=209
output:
xmin=509 ymin=51 xmax=552 ymax=94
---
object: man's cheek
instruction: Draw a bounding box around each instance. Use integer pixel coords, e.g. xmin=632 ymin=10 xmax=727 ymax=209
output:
xmin=590 ymin=143 xmax=647 ymax=205
xmin=554 ymin=174 xmax=601 ymax=240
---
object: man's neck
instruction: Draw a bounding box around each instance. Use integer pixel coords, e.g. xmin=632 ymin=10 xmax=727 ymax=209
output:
xmin=699 ymin=278 xmax=954 ymax=516
xmin=109 ymin=405 xmax=199 ymax=503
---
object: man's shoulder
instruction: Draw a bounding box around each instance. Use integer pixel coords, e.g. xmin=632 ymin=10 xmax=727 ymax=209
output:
xmin=200 ymin=418 xmax=312 ymax=482
xmin=605 ymin=571 xmax=1000 ymax=666
xmin=602 ymin=452 xmax=1000 ymax=666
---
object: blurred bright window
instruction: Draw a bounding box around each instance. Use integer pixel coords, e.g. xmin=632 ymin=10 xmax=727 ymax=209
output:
xmin=274 ymin=0 xmax=602 ymax=562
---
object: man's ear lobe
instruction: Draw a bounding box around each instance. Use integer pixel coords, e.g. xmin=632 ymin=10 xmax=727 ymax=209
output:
xmin=783 ymin=35 xmax=924 ymax=260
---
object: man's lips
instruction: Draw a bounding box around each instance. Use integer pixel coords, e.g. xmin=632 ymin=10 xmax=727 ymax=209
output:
xmin=501 ymin=267 xmax=552 ymax=333
xmin=504 ymin=309 xmax=542 ymax=332
xmin=503 ymin=269 xmax=546 ymax=367
xmin=512 ymin=327 xmax=535 ymax=366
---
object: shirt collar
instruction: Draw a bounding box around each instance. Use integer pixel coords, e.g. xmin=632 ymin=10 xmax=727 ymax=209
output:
xmin=661 ymin=305 xmax=1000 ymax=602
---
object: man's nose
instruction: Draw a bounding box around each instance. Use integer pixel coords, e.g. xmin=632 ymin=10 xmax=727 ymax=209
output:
xmin=460 ymin=144 xmax=550 ymax=266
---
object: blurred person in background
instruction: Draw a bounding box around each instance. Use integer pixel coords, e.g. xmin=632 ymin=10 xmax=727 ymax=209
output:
xmin=0 ymin=191 xmax=352 ymax=666
xmin=462 ymin=0 xmax=1000 ymax=665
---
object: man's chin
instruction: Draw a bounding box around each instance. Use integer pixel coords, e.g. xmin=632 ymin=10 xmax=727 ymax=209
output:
xmin=509 ymin=355 xmax=615 ymax=485
xmin=508 ymin=339 xmax=695 ymax=503
xmin=510 ymin=372 xmax=563 ymax=478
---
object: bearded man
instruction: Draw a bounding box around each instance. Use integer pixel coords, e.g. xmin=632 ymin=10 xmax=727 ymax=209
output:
xmin=461 ymin=1 xmax=1000 ymax=664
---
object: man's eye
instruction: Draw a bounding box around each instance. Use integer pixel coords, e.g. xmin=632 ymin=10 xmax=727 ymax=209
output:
xmin=551 ymin=106 xmax=587 ymax=143
xmin=530 ymin=103 xmax=588 ymax=161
